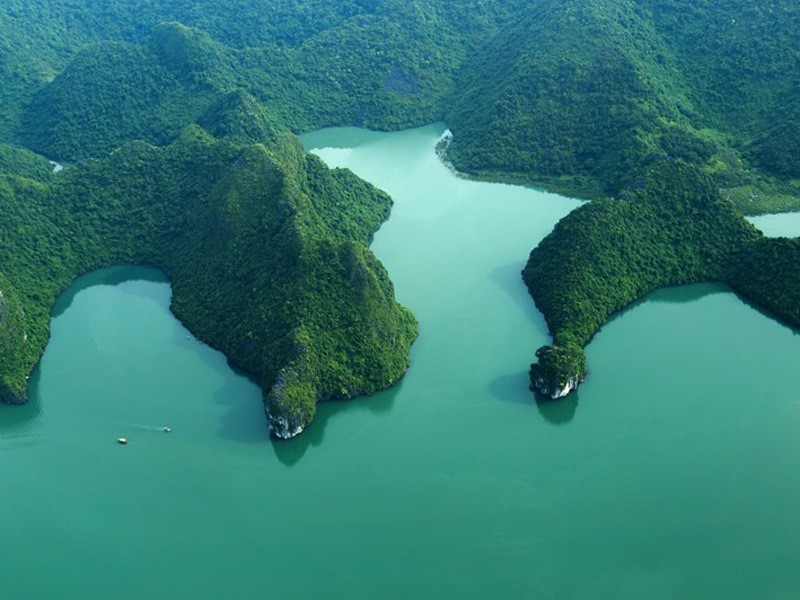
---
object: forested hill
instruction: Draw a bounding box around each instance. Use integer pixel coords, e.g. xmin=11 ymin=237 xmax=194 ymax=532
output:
xmin=1 ymin=1 xmax=521 ymax=154
xmin=522 ymin=160 xmax=800 ymax=400
xmin=2 ymin=0 xmax=798 ymax=212
xmin=0 ymin=125 xmax=417 ymax=438
xmin=445 ymin=0 xmax=800 ymax=213
xmin=1 ymin=1 xmax=798 ymax=432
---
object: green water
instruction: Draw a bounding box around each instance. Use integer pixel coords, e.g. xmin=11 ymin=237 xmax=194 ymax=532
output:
xmin=2 ymin=124 xmax=800 ymax=599
xmin=747 ymin=212 xmax=800 ymax=238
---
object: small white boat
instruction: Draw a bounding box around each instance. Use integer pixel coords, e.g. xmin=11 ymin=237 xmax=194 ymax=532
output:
xmin=162 ymin=426 xmax=171 ymax=433
xmin=117 ymin=437 xmax=128 ymax=445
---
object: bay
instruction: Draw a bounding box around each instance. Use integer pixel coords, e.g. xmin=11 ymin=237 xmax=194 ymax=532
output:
xmin=746 ymin=212 xmax=800 ymax=238
xmin=2 ymin=124 xmax=799 ymax=598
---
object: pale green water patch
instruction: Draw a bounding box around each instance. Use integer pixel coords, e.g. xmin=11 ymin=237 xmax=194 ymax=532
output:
xmin=746 ymin=212 xmax=800 ymax=237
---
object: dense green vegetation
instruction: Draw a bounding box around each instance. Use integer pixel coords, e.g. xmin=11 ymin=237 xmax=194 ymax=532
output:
xmin=728 ymin=238 xmax=800 ymax=329
xmin=445 ymin=0 xmax=800 ymax=213
xmin=1 ymin=1 xmax=798 ymax=424
xmin=508 ymin=2 xmax=799 ymax=398
xmin=0 ymin=144 xmax=55 ymax=182
xmin=523 ymin=160 xmax=799 ymax=398
xmin=5 ymin=3 xmax=518 ymax=160
xmin=529 ymin=344 xmax=587 ymax=400
xmin=5 ymin=1 xmax=796 ymax=214
xmin=0 ymin=126 xmax=416 ymax=437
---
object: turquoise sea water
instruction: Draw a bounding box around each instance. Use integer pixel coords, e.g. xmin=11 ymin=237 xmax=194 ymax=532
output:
xmin=2 ymin=124 xmax=799 ymax=598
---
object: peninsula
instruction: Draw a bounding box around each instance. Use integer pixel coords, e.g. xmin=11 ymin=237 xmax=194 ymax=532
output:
xmin=0 ymin=122 xmax=417 ymax=438
xmin=523 ymin=159 xmax=799 ymax=399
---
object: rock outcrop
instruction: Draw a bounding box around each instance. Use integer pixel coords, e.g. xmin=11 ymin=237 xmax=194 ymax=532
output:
xmin=529 ymin=344 xmax=587 ymax=401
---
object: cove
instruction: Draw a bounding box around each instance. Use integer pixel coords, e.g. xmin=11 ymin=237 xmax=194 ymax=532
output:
xmin=747 ymin=212 xmax=800 ymax=238
xmin=2 ymin=125 xmax=800 ymax=598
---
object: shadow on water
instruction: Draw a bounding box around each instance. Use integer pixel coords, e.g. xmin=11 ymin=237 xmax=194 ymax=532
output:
xmin=32 ymin=263 xmax=424 ymax=459
xmin=271 ymin=380 xmax=405 ymax=466
xmin=489 ymin=371 xmax=531 ymax=405
xmin=0 ymin=365 xmax=43 ymax=434
xmin=521 ymin=283 xmax=725 ymax=428
xmin=301 ymin=122 xmax=447 ymax=152
xmin=214 ymin=365 xmax=267 ymax=445
xmin=646 ymin=282 xmax=728 ymax=305
xmin=167 ymin=309 xmax=405 ymax=458
xmin=488 ymin=262 xmax=546 ymax=325
xmin=489 ymin=371 xmax=580 ymax=425
xmin=52 ymin=266 xmax=168 ymax=318
xmin=167 ymin=322 xmax=269 ymax=444
xmin=536 ymin=391 xmax=580 ymax=426
xmin=600 ymin=281 xmax=798 ymax=338
xmin=600 ymin=282 xmax=728 ymax=332
xmin=733 ymin=291 xmax=800 ymax=338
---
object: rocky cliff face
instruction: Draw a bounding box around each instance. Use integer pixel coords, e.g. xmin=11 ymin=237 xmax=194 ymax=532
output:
xmin=531 ymin=373 xmax=582 ymax=400
xmin=267 ymin=413 xmax=306 ymax=440
xmin=528 ymin=344 xmax=587 ymax=401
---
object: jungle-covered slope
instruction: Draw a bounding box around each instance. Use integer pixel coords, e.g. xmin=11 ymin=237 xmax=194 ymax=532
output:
xmin=17 ymin=18 xmax=460 ymax=160
xmin=0 ymin=143 xmax=55 ymax=183
xmin=1 ymin=1 xmax=798 ymax=422
xmin=0 ymin=122 xmax=416 ymax=438
xmin=446 ymin=0 xmax=800 ymax=213
xmin=3 ymin=1 xmax=797 ymax=212
xmin=3 ymin=2 xmax=519 ymax=157
xmin=523 ymin=160 xmax=799 ymax=399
